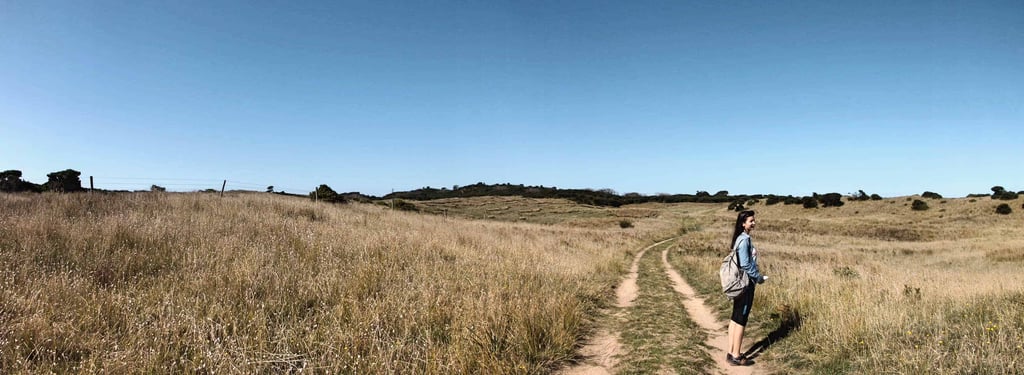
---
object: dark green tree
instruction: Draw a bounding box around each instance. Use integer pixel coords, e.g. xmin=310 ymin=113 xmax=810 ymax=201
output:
xmin=44 ymin=169 xmax=83 ymax=192
xmin=310 ymin=184 xmax=344 ymax=203
xmin=0 ymin=170 xmax=38 ymax=192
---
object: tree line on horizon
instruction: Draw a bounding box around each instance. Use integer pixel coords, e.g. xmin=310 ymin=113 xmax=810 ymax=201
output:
xmin=4 ymin=169 xmax=1019 ymax=212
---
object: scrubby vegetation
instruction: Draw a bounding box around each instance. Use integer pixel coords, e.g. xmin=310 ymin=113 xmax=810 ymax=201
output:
xmin=912 ymin=199 xmax=930 ymax=211
xmin=996 ymin=203 xmax=1012 ymax=215
xmin=990 ymin=186 xmax=1019 ymax=200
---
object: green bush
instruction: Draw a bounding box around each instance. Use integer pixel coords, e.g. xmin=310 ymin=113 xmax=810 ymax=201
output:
xmin=393 ymin=199 xmax=419 ymax=212
xmin=310 ymin=184 xmax=346 ymax=203
xmin=870 ymin=194 xmax=883 ymax=200
xmin=619 ymin=219 xmax=633 ymax=228
xmin=819 ymin=193 xmax=844 ymax=207
xmin=996 ymin=204 xmax=1012 ymax=215
xmin=994 ymin=191 xmax=1019 ymax=200
xmin=922 ymin=191 xmax=942 ymax=199
xmin=44 ymin=169 xmax=84 ymax=192
xmin=912 ymin=200 xmax=929 ymax=211
xmin=802 ymin=197 xmax=818 ymax=209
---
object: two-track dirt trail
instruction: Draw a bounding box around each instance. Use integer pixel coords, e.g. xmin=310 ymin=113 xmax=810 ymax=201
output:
xmin=660 ymin=246 xmax=756 ymax=375
xmin=559 ymin=238 xmax=759 ymax=375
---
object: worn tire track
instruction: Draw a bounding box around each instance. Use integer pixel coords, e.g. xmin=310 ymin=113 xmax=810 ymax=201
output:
xmin=661 ymin=246 xmax=758 ymax=375
xmin=559 ymin=238 xmax=676 ymax=375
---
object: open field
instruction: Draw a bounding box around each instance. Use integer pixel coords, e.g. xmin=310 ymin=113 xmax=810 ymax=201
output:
xmin=0 ymin=193 xmax=682 ymax=373
xmin=2 ymin=192 xmax=1022 ymax=373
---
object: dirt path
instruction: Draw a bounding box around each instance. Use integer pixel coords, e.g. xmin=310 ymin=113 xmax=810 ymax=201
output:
xmin=661 ymin=246 xmax=756 ymax=375
xmin=560 ymin=238 xmax=763 ymax=375
xmin=559 ymin=238 xmax=675 ymax=375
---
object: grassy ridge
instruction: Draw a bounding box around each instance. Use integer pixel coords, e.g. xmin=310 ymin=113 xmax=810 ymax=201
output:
xmin=0 ymin=193 xmax=675 ymax=373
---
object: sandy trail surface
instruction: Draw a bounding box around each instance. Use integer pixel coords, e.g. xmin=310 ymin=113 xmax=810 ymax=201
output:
xmin=560 ymin=239 xmax=764 ymax=375
xmin=559 ymin=238 xmax=674 ymax=375
xmin=661 ymin=247 xmax=757 ymax=375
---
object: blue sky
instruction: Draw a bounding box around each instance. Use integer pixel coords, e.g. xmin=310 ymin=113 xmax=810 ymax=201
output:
xmin=2 ymin=1 xmax=1021 ymax=197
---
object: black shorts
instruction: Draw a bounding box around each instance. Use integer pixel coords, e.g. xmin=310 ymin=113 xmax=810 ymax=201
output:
xmin=731 ymin=283 xmax=755 ymax=326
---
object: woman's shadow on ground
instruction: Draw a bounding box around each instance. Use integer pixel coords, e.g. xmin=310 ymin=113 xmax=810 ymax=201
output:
xmin=742 ymin=305 xmax=802 ymax=360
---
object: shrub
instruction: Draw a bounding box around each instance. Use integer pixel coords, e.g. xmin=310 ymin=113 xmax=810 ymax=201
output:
xmin=0 ymin=170 xmax=42 ymax=193
xmin=784 ymin=196 xmax=801 ymax=205
xmin=995 ymin=191 xmax=1019 ymax=200
xmin=619 ymin=219 xmax=633 ymax=228
xmin=766 ymin=196 xmax=781 ymax=205
xmin=912 ymin=200 xmax=929 ymax=211
xmin=44 ymin=169 xmax=84 ymax=192
xmin=922 ymin=191 xmax=943 ymax=199
xmin=870 ymin=194 xmax=883 ymax=200
xmin=728 ymin=200 xmax=745 ymax=211
xmin=310 ymin=184 xmax=346 ymax=203
xmin=819 ymin=193 xmax=844 ymax=207
xmin=394 ymin=199 xmax=418 ymax=212
xmin=802 ymin=197 xmax=818 ymax=209
xmin=996 ymin=204 xmax=1012 ymax=215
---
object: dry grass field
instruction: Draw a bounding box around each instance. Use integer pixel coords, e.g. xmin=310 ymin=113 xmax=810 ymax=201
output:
xmin=667 ymin=196 xmax=1024 ymax=374
xmin=0 ymin=192 xmax=680 ymax=373
xmin=2 ymin=192 xmax=1021 ymax=374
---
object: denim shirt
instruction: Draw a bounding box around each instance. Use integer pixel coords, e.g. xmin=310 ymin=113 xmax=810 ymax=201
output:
xmin=734 ymin=232 xmax=764 ymax=283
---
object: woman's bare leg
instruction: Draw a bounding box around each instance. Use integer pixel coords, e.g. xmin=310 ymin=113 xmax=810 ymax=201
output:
xmin=729 ymin=320 xmax=745 ymax=356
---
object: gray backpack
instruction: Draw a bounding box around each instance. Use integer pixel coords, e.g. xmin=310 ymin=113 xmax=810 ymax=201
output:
xmin=719 ymin=240 xmax=751 ymax=298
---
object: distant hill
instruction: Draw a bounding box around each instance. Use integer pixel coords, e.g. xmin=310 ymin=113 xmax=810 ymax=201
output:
xmin=381 ymin=182 xmax=756 ymax=207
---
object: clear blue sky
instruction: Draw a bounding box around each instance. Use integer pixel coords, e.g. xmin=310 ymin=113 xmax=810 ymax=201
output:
xmin=2 ymin=1 xmax=1021 ymax=197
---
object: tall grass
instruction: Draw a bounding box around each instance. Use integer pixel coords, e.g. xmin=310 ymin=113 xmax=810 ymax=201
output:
xmin=0 ymin=193 xmax=674 ymax=373
xmin=668 ymin=197 xmax=1024 ymax=374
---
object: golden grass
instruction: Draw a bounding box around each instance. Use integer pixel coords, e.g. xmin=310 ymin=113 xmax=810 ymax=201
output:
xmin=5 ymin=192 xmax=1021 ymax=373
xmin=668 ymin=196 xmax=1024 ymax=374
xmin=409 ymin=196 xmax=660 ymax=227
xmin=0 ymin=192 xmax=679 ymax=373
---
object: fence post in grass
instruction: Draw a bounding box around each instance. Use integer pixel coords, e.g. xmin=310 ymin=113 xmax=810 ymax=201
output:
xmin=221 ymin=180 xmax=226 ymax=197
xmin=89 ymin=176 xmax=94 ymax=193
xmin=315 ymin=188 xmax=318 ymax=203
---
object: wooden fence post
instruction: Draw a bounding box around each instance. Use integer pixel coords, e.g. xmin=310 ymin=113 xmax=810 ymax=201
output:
xmin=221 ymin=180 xmax=226 ymax=197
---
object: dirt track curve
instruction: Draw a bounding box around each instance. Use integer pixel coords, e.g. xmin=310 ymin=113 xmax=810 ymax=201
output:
xmin=559 ymin=238 xmax=762 ymax=375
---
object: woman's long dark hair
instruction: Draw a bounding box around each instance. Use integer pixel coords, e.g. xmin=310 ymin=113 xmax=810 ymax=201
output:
xmin=730 ymin=210 xmax=756 ymax=249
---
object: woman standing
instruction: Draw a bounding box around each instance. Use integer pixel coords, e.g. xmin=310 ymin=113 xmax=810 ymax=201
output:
xmin=727 ymin=210 xmax=766 ymax=366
